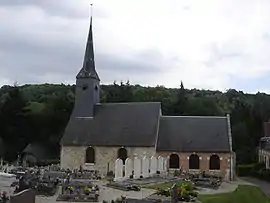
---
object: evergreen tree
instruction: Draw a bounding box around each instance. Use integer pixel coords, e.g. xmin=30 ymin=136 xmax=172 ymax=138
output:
xmin=174 ymin=81 xmax=187 ymax=115
xmin=0 ymin=86 xmax=28 ymax=160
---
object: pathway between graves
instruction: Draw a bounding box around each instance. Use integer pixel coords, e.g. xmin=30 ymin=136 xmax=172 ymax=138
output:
xmin=198 ymin=182 xmax=238 ymax=195
xmin=241 ymin=177 xmax=270 ymax=196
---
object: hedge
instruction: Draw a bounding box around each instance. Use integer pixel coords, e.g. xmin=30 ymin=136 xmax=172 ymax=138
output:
xmin=237 ymin=162 xmax=270 ymax=181
xmin=237 ymin=164 xmax=254 ymax=177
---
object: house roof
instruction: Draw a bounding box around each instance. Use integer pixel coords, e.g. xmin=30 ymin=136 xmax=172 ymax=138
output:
xmin=22 ymin=143 xmax=56 ymax=161
xmin=61 ymin=102 xmax=161 ymax=147
xmin=156 ymin=116 xmax=230 ymax=152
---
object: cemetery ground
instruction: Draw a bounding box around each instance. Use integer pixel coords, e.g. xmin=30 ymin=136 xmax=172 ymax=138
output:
xmin=2 ymin=163 xmax=270 ymax=203
xmin=142 ymin=179 xmax=270 ymax=203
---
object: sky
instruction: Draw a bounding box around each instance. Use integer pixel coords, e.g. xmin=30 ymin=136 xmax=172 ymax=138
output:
xmin=1 ymin=0 xmax=270 ymax=93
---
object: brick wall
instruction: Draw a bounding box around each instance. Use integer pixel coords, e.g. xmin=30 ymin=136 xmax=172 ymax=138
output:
xmin=10 ymin=189 xmax=35 ymax=203
xmin=156 ymin=151 xmax=231 ymax=178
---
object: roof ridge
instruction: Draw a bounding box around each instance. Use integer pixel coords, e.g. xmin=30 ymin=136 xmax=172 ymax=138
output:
xmin=161 ymin=116 xmax=227 ymax=118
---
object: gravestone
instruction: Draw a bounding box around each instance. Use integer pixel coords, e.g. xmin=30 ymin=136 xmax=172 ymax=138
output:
xmin=150 ymin=156 xmax=157 ymax=175
xmin=157 ymin=156 xmax=164 ymax=172
xmin=134 ymin=156 xmax=141 ymax=179
xmin=125 ymin=158 xmax=133 ymax=179
xmin=142 ymin=156 xmax=150 ymax=178
xmin=164 ymin=157 xmax=168 ymax=171
xmin=171 ymin=183 xmax=178 ymax=203
xmin=114 ymin=158 xmax=123 ymax=181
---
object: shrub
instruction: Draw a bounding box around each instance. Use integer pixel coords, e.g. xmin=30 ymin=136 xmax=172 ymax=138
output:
xmin=237 ymin=164 xmax=254 ymax=176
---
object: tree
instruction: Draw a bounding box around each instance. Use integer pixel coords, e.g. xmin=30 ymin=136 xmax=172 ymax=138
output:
xmin=0 ymin=86 xmax=28 ymax=160
xmin=173 ymin=81 xmax=187 ymax=115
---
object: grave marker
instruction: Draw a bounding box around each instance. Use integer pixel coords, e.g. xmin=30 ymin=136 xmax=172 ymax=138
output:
xmin=114 ymin=158 xmax=123 ymax=181
xmin=150 ymin=156 xmax=157 ymax=175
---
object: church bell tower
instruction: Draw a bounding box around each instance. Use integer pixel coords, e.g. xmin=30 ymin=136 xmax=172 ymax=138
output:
xmin=74 ymin=12 xmax=100 ymax=118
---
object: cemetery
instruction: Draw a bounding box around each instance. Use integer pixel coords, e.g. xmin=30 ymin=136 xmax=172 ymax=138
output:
xmin=0 ymin=154 xmax=231 ymax=203
xmin=56 ymin=179 xmax=99 ymax=202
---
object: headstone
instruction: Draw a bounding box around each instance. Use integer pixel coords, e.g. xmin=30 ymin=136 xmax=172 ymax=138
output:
xmin=150 ymin=156 xmax=157 ymax=175
xmin=225 ymin=169 xmax=230 ymax=181
xmin=163 ymin=157 xmax=168 ymax=171
xmin=142 ymin=156 xmax=150 ymax=177
xmin=171 ymin=183 xmax=178 ymax=203
xmin=134 ymin=156 xmax=141 ymax=179
xmin=114 ymin=158 xmax=123 ymax=181
xmin=157 ymin=156 xmax=164 ymax=172
xmin=124 ymin=158 xmax=133 ymax=179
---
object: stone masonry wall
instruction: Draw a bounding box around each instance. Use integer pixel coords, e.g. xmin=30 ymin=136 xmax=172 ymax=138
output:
xmin=156 ymin=151 xmax=231 ymax=178
xmin=60 ymin=145 xmax=156 ymax=176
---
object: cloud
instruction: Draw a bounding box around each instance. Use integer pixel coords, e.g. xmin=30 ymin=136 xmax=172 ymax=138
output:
xmin=1 ymin=0 xmax=270 ymax=93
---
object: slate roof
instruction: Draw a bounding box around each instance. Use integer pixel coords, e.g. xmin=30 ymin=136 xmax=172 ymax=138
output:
xmin=260 ymin=137 xmax=270 ymax=151
xmin=76 ymin=16 xmax=99 ymax=81
xmin=22 ymin=143 xmax=56 ymax=161
xmin=156 ymin=116 xmax=230 ymax=152
xmin=61 ymin=102 xmax=161 ymax=147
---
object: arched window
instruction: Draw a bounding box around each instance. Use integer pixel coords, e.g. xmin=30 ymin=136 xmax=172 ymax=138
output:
xmin=209 ymin=154 xmax=220 ymax=170
xmin=118 ymin=148 xmax=127 ymax=164
xmin=169 ymin=154 xmax=180 ymax=169
xmin=189 ymin=154 xmax=200 ymax=169
xmin=85 ymin=147 xmax=95 ymax=163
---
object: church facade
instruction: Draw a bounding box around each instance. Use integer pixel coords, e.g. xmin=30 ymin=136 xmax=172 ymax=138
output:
xmin=60 ymin=16 xmax=235 ymax=180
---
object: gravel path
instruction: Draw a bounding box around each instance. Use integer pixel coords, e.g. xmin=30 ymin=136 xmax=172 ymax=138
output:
xmin=36 ymin=181 xmax=156 ymax=203
xmin=197 ymin=181 xmax=238 ymax=195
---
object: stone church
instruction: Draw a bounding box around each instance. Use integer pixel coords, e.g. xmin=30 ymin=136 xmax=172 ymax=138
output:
xmin=60 ymin=16 xmax=235 ymax=180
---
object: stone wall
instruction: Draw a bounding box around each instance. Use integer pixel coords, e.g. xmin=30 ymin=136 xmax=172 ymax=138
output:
xmin=156 ymin=151 xmax=231 ymax=179
xmin=61 ymin=145 xmax=233 ymax=179
xmin=10 ymin=189 xmax=35 ymax=203
xmin=60 ymin=145 xmax=156 ymax=175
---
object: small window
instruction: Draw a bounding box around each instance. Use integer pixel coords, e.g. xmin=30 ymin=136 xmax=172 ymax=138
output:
xmin=82 ymin=84 xmax=88 ymax=90
xmin=118 ymin=148 xmax=127 ymax=164
xmin=85 ymin=147 xmax=95 ymax=164
xmin=209 ymin=154 xmax=220 ymax=170
xmin=189 ymin=154 xmax=200 ymax=169
xmin=95 ymin=85 xmax=98 ymax=91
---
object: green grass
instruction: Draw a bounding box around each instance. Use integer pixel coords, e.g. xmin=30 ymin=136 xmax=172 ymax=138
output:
xmin=199 ymin=185 xmax=270 ymax=203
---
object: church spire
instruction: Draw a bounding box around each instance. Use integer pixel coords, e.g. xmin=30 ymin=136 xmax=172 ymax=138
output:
xmin=76 ymin=4 xmax=100 ymax=81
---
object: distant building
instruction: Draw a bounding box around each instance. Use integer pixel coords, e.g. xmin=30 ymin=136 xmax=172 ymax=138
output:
xmin=258 ymin=122 xmax=270 ymax=169
xmin=60 ymin=14 xmax=235 ymax=180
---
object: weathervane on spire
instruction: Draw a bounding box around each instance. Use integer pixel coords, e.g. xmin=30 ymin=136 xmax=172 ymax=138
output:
xmin=90 ymin=3 xmax=93 ymax=18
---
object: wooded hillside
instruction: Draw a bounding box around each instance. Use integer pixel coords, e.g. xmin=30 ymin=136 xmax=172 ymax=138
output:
xmin=0 ymin=81 xmax=268 ymax=164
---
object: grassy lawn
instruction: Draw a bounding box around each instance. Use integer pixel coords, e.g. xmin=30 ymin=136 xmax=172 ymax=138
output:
xmin=199 ymin=185 xmax=270 ymax=203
